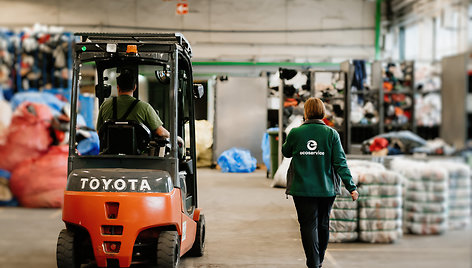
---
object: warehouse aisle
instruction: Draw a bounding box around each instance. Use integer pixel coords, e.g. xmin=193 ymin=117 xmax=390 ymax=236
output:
xmin=0 ymin=168 xmax=470 ymax=268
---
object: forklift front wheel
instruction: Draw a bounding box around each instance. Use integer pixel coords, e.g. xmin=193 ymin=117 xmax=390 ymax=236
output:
xmin=157 ymin=231 xmax=180 ymax=268
xmin=188 ymin=214 xmax=206 ymax=257
xmin=56 ymin=229 xmax=81 ymax=268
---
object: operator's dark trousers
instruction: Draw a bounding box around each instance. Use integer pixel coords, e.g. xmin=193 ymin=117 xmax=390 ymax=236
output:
xmin=293 ymin=196 xmax=336 ymax=268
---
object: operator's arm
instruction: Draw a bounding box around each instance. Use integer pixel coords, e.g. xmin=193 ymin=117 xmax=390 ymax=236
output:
xmin=155 ymin=126 xmax=170 ymax=138
xmin=145 ymin=104 xmax=169 ymax=138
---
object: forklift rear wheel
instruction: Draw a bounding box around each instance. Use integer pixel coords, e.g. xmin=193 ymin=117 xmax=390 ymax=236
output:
xmin=56 ymin=229 xmax=81 ymax=268
xmin=188 ymin=214 xmax=205 ymax=257
xmin=157 ymin=231 xmax=180 ymax=268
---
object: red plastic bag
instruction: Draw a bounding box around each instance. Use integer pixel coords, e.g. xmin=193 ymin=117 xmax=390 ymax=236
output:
xmin=9 ymin=145 xmax=68 ymax=208
xmin=369 ymin=137 xmax=389 ymax=152
xmin=0 ymin=102 xmax=52 ymax=171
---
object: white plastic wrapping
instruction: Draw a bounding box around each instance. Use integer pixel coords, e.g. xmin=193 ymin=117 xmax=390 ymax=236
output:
xmin=391 ymin=159 xmax=449 ymax=235
xmin=330 ymin=160 xmax=404 ymax=243
xmin=271 ymin=157 xmax=291 ymax=188
xmin=329 ymin=163 xmax=361 ymax=242
xmin=359 ymin=229 xmax=402 ymax=243
xmin=330 ymin=232 xmax=358 ymax=243
xmin=329 ymin=220 xmax=357 ymax=232
xmin=430 ymin=161 xmax=471 ymax=230
xmin=329 ymin=196 xmax=358 ymax=243
xmin=329 ymin=160 xmax=404 ymax=243
xmin=357 ymin=169 xmax=404 ymax=243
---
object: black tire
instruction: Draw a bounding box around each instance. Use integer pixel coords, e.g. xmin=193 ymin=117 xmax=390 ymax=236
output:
xmin=56 ymin=229 xmax=81 ymax=268
xmin=157 ymin=231 xmax=180 ymax=268
xmin=188 ymin=214 xmax=205 ymax=257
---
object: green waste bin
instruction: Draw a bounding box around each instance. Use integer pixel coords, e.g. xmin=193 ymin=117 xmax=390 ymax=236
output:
xmin=267 ymin=130 xmax=279 ymax=178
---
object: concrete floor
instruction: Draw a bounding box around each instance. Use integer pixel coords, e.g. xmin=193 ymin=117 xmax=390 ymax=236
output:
xmin=0 ymin=168 xmax=471 ymax=268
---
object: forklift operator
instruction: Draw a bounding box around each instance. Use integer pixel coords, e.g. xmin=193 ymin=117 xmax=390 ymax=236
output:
xmin=96 ymin=68 xmax=170 ymax=138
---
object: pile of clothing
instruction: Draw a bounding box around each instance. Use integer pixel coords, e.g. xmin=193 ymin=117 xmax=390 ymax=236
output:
xmin=313 ymin=72 xmax=345 ymax=129
xmin=350 ymin=60 xmax=380 ymax=126
xmin=0 ymin=30 xmax=15 ymax=97
xmin=268 ymin=70 xmax=309 ymax=129
xmin=391 ymin=159 xmax=449 ymax=235
xmin=0 ymin=91 xmax=99 ymax=208
xmin=188 ymin=120 xmax=213 ymax=167
xmin=19 ymin=25 xmax=71 ymax=91
xmin=414 ymin=63 xmax=441 ymax=92
xmin=362 ymin=131 xmax=455 ymax=156
xmin=416 ymin=93 xmax=441 ymax=126
xmin=383 ymin=62 xmax=414 ymax=128
xmin=351 ymin=96 xmax=379 ymax=126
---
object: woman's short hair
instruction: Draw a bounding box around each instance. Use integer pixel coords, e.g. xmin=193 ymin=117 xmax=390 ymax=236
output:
xmin=304 ymin=97 xmax=325 ymax=119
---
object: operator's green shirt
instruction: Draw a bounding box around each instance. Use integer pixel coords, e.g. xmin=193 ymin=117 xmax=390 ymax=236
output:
xmin=96 ymin=95 xmax=163 ymax=132
xmin=282 ymin=121 xmax=357 ymax=197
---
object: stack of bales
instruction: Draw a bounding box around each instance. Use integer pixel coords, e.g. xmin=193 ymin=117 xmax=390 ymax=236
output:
xmin=356 ymin=167 xmax=404 ymax=243
xmin=329 ymin=169 xmax=359 ymax=242
xmin=391 ymin=159 xmax=448 ymax=235
xmin=330 ymin=160 xmax=404 ymax=243
xmin=431 ymin=161 xmax=471 ymax=230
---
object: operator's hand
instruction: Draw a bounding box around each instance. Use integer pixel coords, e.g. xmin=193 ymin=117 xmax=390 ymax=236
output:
xmin=351 ymin=190 xmax=359 ymax=201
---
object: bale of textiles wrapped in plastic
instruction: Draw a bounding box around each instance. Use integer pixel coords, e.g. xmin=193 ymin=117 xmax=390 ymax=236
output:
xmin=356 ymin=165 xmax=404 ymax=243
xmin=430 ymin=161 xmax=471 ymax=230
xmin=329 ymin=160 xmax=400 ymax=243
xmin=329 ymin=173 xmax=359 ymax=242
xmin=391 ymin=159 xmax=448 ymax=235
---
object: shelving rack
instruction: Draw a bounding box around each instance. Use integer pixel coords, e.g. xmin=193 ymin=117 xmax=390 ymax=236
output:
xmin=415 ymin=62 xmax=442 ymax=140
xmin=348 ymin=61 xmax=382 ymax=144
xmin=380 ymin=60 xmax=416 ymax=133
xmin=441 ymin=53 xmax=472 ymax=149
xmin=311 ymin=69 xmax=350 ymax=153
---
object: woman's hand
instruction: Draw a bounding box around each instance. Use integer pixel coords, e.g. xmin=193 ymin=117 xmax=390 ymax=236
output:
xmin=350 ymin=190 xmax=359 ymax=201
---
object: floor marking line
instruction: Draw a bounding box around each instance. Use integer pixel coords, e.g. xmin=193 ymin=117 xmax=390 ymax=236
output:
xmin=325 ymin=251 xmax=340 ymax=268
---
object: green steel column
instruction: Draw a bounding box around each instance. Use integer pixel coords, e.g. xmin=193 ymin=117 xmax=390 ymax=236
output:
xmin=375 ymin=0 xmax=382 ymax=60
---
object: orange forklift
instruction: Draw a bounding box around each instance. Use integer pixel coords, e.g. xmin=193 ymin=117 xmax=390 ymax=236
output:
xmin=56 ymin=33 xmax=205 ymax=268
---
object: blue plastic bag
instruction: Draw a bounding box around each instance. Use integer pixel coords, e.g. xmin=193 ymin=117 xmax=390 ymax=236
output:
xmin=77 ymin=131 xmax=100 ymax=156
xmin=0 ymin=169 xmax=18 ymax=207
xmin=261 ymin=127 xmax=278 ymax=173
xmin=217 ymin=148 xmax=257 ymax=173
xmin=11 ymin=91 xmax=66 ymax=116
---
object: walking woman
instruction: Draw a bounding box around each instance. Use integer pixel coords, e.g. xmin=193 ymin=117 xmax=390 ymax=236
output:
xmin=282 ymin=97 xmax=359 ymax=268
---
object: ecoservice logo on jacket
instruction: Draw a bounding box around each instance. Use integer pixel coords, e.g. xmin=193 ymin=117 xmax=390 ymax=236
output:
xmin=300 ymin=139 xmax=325 ymax=156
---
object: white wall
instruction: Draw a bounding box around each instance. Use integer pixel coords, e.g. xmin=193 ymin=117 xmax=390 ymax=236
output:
xmin=0 ymin=0 xmax=377 ymax=62
xmin=383 ymin=0 xmax=470 ymax=62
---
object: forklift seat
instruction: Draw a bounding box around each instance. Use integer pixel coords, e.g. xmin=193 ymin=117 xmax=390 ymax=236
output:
xmin=98 ymin=120 xmax=152 ymax=155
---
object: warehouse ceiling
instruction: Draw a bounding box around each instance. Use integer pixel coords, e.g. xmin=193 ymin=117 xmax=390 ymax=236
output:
xmin=385 ymin=0 xmax=469 ymax=27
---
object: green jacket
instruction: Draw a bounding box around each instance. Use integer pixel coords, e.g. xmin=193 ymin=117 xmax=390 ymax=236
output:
xmin=96 ymin=95 xmax=163 ymax=132
xmin=282 ymin=120 xmax=357 ymax=197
